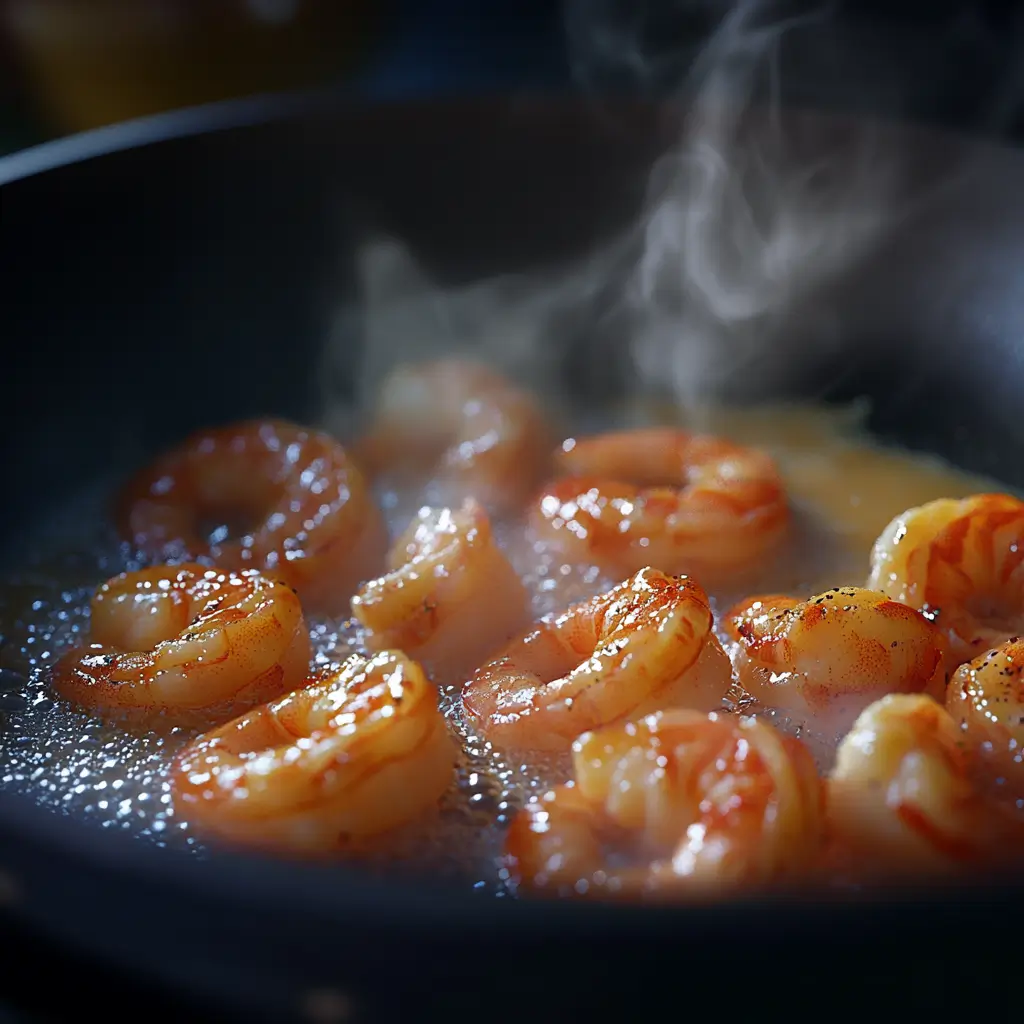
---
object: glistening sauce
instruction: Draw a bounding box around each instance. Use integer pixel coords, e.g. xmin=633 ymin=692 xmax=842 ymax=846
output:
xmin=0 ymin=402 xmax=1001 ymax=889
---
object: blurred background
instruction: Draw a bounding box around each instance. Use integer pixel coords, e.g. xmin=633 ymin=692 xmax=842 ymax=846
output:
xmin=0 ymin=0 xmax=566 ymax=155
xmin=2 ymin=1 xmax=1024 ymax=158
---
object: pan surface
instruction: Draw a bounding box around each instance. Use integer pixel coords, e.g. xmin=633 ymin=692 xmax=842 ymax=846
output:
xmin=1 ymin=94 xmax=1022 ymax=1019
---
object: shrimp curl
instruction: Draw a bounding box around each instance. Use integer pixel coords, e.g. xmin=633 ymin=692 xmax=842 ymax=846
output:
xmin=354 ymin=358 xmax=552 ymax=515
xmin=725 ymin=586 xmax=949 ymax=739
xmin=351 ymin=500 xmax=531 ymax=687
xmin=867 ymin=493 xmax=1024 ymax=665
xmin=461 ymin=567 xmax=733 ymax=753
xmin=172 ymin=650 xmax=457 ymax=854
xmin=827 ymin=693 xmax=1023 ymax=879
xmin=529 ymin=428 xmax=789 ymax=584
xmin=505 ymin=709 xmax=824 ymax=900
xmin=116 ymin=418 xmax=387 ymax=615
xmin=52 ymin=563 xmax=311 ymax=725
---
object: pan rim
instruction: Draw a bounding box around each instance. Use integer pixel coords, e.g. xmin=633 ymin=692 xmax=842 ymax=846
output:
xmin=1 ymin=81 xmax=1021 ymax=190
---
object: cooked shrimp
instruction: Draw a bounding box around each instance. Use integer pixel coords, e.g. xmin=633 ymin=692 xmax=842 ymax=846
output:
xmin=52 ymin=564 xmax=311 ymax=724
xmin=725 ymin=587 xmax=949 ymax=740
xmin=354 ymin=358 xmax=552 ymax=514
xmin=351 ymin=500 xmax=531 ymax=686
xmin=947 ymin=636 xmax=1024 ymax=802
xmin=528 ymin=428 xmax=788 ymax=583
xmin=867 ymin=493 xmax=1024 ymax=665
xmin=505 ymin=709 xmax=824 ymax=899
xmin=172 ymin=650 xmax=457 ymax=854
xmin=116 ymin=418 xmax=387 ymax=616
xmin=461 ymin=567 xmax=733 ymax=753
xmin=827 ymin=693 xmax=1023 ymax=878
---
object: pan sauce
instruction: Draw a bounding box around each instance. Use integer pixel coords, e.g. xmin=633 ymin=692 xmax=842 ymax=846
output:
xmin=0 ymin=401 xmax=1003 ymax=888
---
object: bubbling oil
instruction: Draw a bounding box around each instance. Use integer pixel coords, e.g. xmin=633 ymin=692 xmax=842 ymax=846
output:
xmin=0 ymin=402 xmax=1003 ymax=892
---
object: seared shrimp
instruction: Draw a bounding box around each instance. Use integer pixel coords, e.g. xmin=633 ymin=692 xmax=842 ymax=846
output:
xmin=505 ymin=709 xmax=824 ymax=899
xmin=827 ymin=693 xmax=1022 ymax=878
xmin=867 ymin=493 xmax=1024 ymax=665
xmin=116 ymin=418 xmax=387 ymax=615
xmin=528 ymin=428 xmax=788 ymax=583
xmin=173 ymin=650 xmax=457 ymax=854
xmin=354 ymin=358 xmax=552 ymax=514
xmin=461 ymin=567 xmax=733 ymax=753
xmin=351 ymin=500 xmax=531 ymax=686
xmin=52 ymin=564 xmax=311 ymax=724
xmin=725 ymin=587 xmax=949 ymax=739
xmin=947 ymin=636 xmax=1024 ymax=802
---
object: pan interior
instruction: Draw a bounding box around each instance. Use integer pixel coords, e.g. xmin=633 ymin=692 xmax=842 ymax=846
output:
xmin=2 ymin=100 xmax=1024 ymax=898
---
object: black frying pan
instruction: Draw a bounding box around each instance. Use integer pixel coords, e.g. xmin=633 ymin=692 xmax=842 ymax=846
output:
xmin=0 ymin=94 xmax=1022 ymax=1021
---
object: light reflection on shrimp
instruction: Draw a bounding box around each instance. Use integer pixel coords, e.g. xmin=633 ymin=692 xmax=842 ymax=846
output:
xmin=867 ymin=493 xmax=1024 ymax=666
xmin=116 ymin=418 xmax=387 ymax=616
xmin=725 ymin=587 xmax=949 ymax=740
xmin=461 ymin=568 xmax=733 ymax=753
xmin=504 ymin=709 xmax=824 ymax=900
xmin=947 ymin=636 xmax=1024 ymax=804
xmin=826 ymin=693 xmax=1023 ymax=879
xmin=52 ymin=563 xmax=311 ymax=725
xmin=529 ymin=428 xmax=789 ymax=584
xmin=351 ymin=500 xmax=531 ymax=687
xmin=172 ymin=650 xmax=457 ymax=855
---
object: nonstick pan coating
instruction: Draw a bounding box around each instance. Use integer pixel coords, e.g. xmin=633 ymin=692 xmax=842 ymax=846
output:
xmin=0 ymin=96 xmax=1022 ymax=1020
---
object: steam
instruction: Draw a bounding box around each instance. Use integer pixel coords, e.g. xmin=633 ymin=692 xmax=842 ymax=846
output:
xmin=317 ymin=0 xmax=922 ymax=435
xmin=621 ymin=0 xmax=896 ymax=409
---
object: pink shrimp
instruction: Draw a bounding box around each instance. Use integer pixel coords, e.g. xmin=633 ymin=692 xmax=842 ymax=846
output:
xmin=116 ymin=418 xmax=387 ymax=616
xmin=354 ymin=358 xmax=553 ymax=515
xmin=725 ymin=586 xmax=950 ymax=739
xmin=505 ymin=709 xmax=825 ymax=900
xmin=173 ymin=650 xmax=457 ymax=855
xmin=461 ymin=567 xmax=733 ymax=753
xmin=826 ymin=693 xmax=1024 ymax=880
xmin=351 ymin=500 xmax=531 ymax=686
xmin=52 ymin=563 xmax=311 ymax=725
xmin=947 ymin=636 xmax=1024 ymax=803
xmin=528 ymin=428 xmax=789 ymax=584
xmin=867 ymin=493 xmax=1024 ymax=666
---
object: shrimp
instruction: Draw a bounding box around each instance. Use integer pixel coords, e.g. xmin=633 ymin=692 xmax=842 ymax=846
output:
xmin=826 ymin=693 xmax=1023 ymax=879
xmin=724 ymin=587 xmax=949 ymax=740
xmin=350 ymin=500 xmax=531 ymax=686
xmin=866 ymin=493 xmax=1024 ymax=666
xmin=528 ymin=428 xmax=789 ymax=583
xmin=116 ymin=418 xmax=387 ymax=616
xmin=52 ymin=564 xmax=311 ymax=724
xmin=947 ymin=636 xmax=1024 ymax=802
xmin=172 ymin=650 xmax=457 ymax=854
xmin=354 ymin=358 xmax=553 ymax=515
xmin=461 ymin=567 xmax=733 ymax=753
xmin=505 ymin=709 xmax=824 ymax=900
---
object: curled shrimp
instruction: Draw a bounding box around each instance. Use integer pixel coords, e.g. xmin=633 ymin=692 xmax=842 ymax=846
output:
xmin=354 ymin=358 xmax=552 ymax=514
xmin=172 ymin=650 xmax=457 ymax=854
xmin=350 ymin=499 xmax=531 ymax=686
xmin=116 ymin=418 xmax=387 ymax=615
xmin=461 ymin=567 xmax=733 ymax=753
xmin=947 ymin=636 xmax=1024 ymax=802
xmin=52 ymin=564 xmax=311 ymax=724
xmin=725 ymin=587 xmax=949 ymax=740
xmin=826 ymin=693 xmax=1023 ymax=878
xmin=505 ymin=709 xmax=824 ymax=900
xmin=528 ymin=428 xmax=789 ymax=583
xmin=867 ymin=493 xmax=1024 ymax=665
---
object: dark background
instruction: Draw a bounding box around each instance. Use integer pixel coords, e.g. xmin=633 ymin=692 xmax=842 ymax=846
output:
xmin=1 ymin=1 xmax=1023 ymax=1020
xmin=3 ymin=1 xmax=1024 ymax=156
